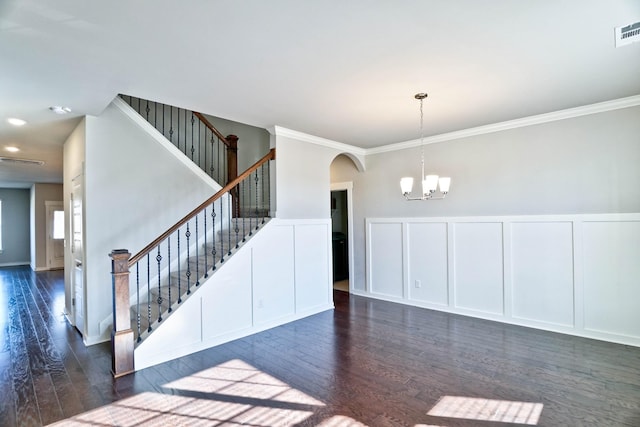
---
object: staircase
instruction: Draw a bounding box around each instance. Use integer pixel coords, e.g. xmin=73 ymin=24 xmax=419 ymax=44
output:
xmin=109 ymin=96 xmax=275 ymax=377
xmin=130 ymin=217 xmax=267 ymax=343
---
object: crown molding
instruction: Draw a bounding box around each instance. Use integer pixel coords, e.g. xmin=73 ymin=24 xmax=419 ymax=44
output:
xmin=367 ymin=94 xmax=640 ymax=155
xmin=268 ymin=125 xmax=367 ymax=156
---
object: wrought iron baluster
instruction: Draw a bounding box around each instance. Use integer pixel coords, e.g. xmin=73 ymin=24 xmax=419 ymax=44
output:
xmin=156 ymin=245 xmax=163 ymax=322
xmin=203 ymin=208 xmax=208 ymax=278
xmin=177 ymin=228 xmax=182 ymax=303
xmin=261 ymin=164 xmax=266 ymax=224
xmin=248 ymin=172 xmax=253 ymax=236
xmin=220 ymin=198 xmax=225 ymax=263
xmin=167 ymin=236 xmax=172 ymax=312
xmin=169 ymin=106 xmax=174 ymax=143
xmin=190 ymin=112 xmax=195 ymax=161
xmin=145 ymin=99 xmax=150 ymax=121
xmin=211 ymin=204 xmax=217 ymax=270
xmin=209 ymin=132 xmax=216 ymax=179
xmin=234 ymin=185 xmax=240 ymax=248
xmin=200 ymin=121 xmax=204 ymax=172
xmin=217 ymin=136 xmax=222 ymax=184
xmin=227 ymin=194 xmax=232 ymax=256
xmin=195 ymin=215 xmax=200 ymax=286
xmin=255 ymin=170 xmax=260 ymax=229
xmin=186 ymin=223 xmax=192 ymax=294
xmin=267 ymin=159 xmax=271 ymax=219
xmin=136 ymin=263 xmax=141 ymax=342
xmin=147 ymin=254 xmax=152 ymax=332
xmin=242 ymin=179 xmax=247 ymax=242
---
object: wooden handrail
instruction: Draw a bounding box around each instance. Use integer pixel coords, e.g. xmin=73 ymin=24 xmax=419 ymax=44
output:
xmin=193 ymin=112 xmax=232 ymax=148
xmin=129 ymin=148 xmax=275 ymax=266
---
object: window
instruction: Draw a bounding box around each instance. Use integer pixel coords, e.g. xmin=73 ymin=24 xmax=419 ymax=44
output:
xmin=0 ymin=199 xmax=3 ymax=252
xmin=53 ymin=210 xmax=64 ymax=239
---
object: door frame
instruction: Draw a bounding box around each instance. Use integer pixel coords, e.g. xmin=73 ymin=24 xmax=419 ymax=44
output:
xmin=70 ymin=175 xmax=85 ymax=336
xmin=330 ymin=181 xmax=354 ymax=293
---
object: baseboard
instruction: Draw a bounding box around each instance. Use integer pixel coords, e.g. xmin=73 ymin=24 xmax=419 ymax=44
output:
xmin=355 ymin=290 xmax=640 ymax=349
xmin=0 ymin=261 xmax=30 ymax=268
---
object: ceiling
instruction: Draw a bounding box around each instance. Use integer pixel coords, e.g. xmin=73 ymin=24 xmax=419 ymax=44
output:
xmin=1 ymin=0 xmax=639 ymax=187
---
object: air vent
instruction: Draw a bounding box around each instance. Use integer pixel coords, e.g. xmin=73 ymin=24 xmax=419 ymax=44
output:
xmin=0 ymin=157 xmax=45 ymax=166
xmin=615 ymin=21 xmax=640 ymax=47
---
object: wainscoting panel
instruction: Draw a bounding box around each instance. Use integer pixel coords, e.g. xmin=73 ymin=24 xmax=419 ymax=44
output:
xmin=252 ymin=224 xmax=296 ymax=325
xmin=583 ymin=220 xmax=640 ymax=338
xmin=368 ymin=222 xmax=404 ymax=298
xmin=453 ymin=222 xmax=504 ymax=315
xmin=407 ymin=222 xmax=448 ymax=305
xmin=364 ymin=214 xmax=640 ymax=347
xmin=510 ymin=221 xmax=574 ymax=327
xmin=294 ymin=223 xmax=331 ymax=312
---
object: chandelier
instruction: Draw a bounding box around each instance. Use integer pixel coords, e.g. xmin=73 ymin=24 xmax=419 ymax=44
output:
xmin=400 ymin=93 xmax=451 ymax=200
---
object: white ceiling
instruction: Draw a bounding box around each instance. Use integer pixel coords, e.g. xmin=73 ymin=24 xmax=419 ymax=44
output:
xmin=1 ymin=0 xmax=639 ymax=187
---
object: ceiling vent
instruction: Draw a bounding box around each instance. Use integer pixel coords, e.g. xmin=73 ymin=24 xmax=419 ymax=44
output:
xmin=0 ymin=157 xmax=45 ymax=166
xmin=615 ymin=21 xmax=640 ymax=47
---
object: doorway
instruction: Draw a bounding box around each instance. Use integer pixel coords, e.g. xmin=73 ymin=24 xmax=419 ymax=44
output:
xmin=330 ymin=182 xmax=353 ymax=293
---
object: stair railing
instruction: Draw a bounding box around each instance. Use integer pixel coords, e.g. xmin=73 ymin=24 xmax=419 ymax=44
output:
xmin=110 ymin=148 xmax=275 ymax=378
xmin=119 ymin=95 xmax=238 ymax=186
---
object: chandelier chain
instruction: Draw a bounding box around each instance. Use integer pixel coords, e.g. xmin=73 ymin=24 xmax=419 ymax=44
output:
xmin=420 ymin=96 xmax=425 ymax=181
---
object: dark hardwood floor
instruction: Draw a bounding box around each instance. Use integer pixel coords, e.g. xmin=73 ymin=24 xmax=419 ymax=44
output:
xmin=1 ymin=266 xmax=639 ymax=426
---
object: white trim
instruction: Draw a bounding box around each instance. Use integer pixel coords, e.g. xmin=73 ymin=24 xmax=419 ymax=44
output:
xmin=267 ymin=96 xmax=640 ymax=155
xmin=112 ymin=97 xmax=221 ymax=191
xmin=367 ymin=94 xmax=640 ymax=155
xmin=365 ymin=213 xmax=640 ymax=348
xmin=268 ymin=125 xmax=367 ymax=156
xmin=0 ymin=262 xmax=30 ymax=267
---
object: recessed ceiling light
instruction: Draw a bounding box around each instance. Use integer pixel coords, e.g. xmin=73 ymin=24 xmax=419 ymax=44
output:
xmin=49 ymin=106 xmax=72 ymax=114
xmin=5 ymin=146 xmax=20 ymax=153
xmin=7 ymin=118 xmax=27 ymax=126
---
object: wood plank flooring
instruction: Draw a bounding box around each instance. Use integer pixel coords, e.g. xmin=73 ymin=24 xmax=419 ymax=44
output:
xmin=1 ymin=266 xmax=639 ymax=426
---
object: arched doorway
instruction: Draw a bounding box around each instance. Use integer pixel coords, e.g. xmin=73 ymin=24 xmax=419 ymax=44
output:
xmin=329 ymin=154 xmax=363 ymax=293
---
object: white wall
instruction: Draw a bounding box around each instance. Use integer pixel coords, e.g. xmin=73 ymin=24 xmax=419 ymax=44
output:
xmin=0 ymin=188 xmax=30 ymax=266
xmin=135 ymin=218 xmax=333 ymax=370
xmin=202 ymin=113 xmax=271 ymax=172
xmin=365 ymin=214 xmax=640 ymax=347
xmin=271 ymin=127 xmax=365 ymax=219
xmin=332 ymin=105 xmax=640 ymax=293
xmin=80 ymin=101 xmax=220 ymax=344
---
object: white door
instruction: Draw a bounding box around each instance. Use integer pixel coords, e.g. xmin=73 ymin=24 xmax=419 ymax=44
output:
xmin=71 ymin=179 xmax=84 ymax=334
xmin=45 ymin=201 xmax=65 ymax=270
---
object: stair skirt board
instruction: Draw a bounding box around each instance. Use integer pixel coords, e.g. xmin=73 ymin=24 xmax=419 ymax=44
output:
xmin=134 ymin=303 xmax=334 ymax=371
xmin=132 ymin=218 xmax=334 ymax=371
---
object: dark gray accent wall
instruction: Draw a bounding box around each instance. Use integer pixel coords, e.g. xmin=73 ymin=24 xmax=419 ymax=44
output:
xmin=0 ymin=188 xmax=30 ymax=265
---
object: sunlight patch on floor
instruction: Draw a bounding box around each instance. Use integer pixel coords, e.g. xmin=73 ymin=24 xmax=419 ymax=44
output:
xmin=427 ymin=396 xmax=543 ymax=425
xmin=47 ymin=359 xmax=324 ymax=426
xmin=162 ymin=359 xmax=325 ymax=406
xmin=317 ymin=415 xmax=369 ymax=426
